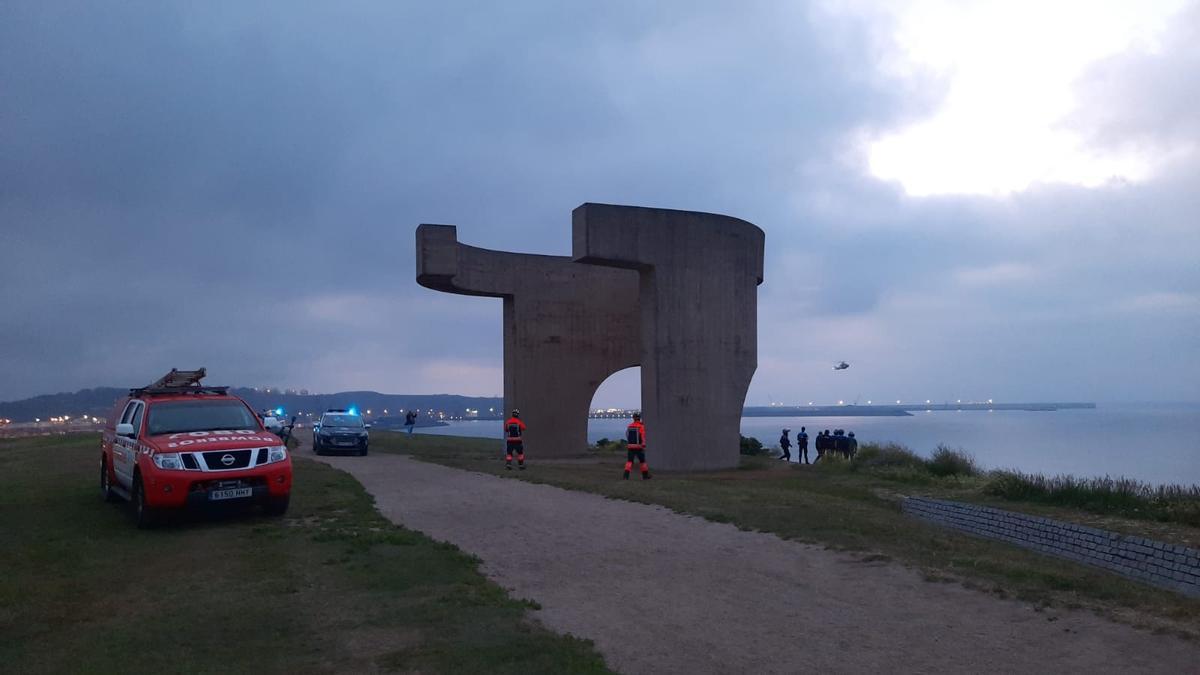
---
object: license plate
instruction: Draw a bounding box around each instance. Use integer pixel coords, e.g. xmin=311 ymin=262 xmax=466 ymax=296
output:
xmin=335 ymin=439 xmax=355 ymax=445
xmin=209 ymin=487 xmax=253 ymax=501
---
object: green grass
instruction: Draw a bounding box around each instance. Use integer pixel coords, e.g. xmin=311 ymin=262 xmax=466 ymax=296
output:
xmin=982 ymin=471 xmax=1200 ymax=527
xmin=0 ymin=434 xmax=610 ymax=674
xmin=373 ymin=432 xmax=1200 ymax=639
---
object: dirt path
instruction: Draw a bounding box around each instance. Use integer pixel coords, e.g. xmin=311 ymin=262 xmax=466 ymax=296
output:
xmin=302 ymin=442 xmax=1198 ymax=674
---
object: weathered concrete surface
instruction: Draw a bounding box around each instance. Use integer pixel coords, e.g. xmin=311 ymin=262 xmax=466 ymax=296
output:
xmin=573 ymin=203 xmax=764 ymax=470
xmin=416 ymin=224 xmax=639 ymax=456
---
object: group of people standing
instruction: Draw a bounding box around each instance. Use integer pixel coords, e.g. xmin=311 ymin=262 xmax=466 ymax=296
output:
xmin=504 ymin=409 xmax=651 ymax=480
xmin=778 ymin=427 xmax=857 ymax=464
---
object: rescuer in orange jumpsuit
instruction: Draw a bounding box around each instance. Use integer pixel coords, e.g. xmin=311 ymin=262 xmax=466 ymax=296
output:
xmin=624 ymin=412 xmax=651 ymax=480
xmin=504 ymin=409 xmax=527 ymax=470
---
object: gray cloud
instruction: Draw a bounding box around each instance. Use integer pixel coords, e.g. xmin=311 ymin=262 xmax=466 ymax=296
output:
xmin=1 ymin=1 xmax=1196 ymax=405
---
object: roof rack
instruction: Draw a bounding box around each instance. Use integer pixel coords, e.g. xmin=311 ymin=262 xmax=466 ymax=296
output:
xmin=130 ymin=368 xmax=230 ymax=398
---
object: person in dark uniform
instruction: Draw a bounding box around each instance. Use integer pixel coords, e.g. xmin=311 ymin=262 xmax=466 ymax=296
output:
xmin=847 ymin=431 xmax=858 ymax=460
xmin=797 ymin=426 xmax=809 ymax=464
xmin=778 ymin=428 xmax=792 ymax=461
xmin=834 ymin=429 xmax=849 ymax=459
xmin=404 ymin=409 xmax=418 ymax=435
xmin=814 ymin=430 xmax=830 ymax=464
xmin=624 ymin=412 xmax=651 ymax=480
xmin=504 ymin=409 xmax=526 ymax=470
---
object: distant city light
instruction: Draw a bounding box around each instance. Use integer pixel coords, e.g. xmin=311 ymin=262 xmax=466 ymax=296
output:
xmin=838 ymin=400 xmax=844 ymax=405
xmin=988 ymin=399 xmax=993 ymax=404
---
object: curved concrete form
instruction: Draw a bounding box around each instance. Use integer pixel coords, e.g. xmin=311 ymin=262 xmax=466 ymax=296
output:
xmin=573 ymin=203 xmax=765 ymax=470
xmin=416 ymin=224 xmax=640 ymax=456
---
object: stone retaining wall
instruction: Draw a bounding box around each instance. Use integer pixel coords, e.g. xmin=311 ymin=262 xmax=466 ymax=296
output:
xmin=903 ymin=497 xmax=1200 ymax=598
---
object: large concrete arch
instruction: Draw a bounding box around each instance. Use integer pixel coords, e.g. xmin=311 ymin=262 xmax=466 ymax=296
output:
xmin=573 ymin=203 xmax=765 ymax=471
xmin=415 ymin=224 xmax=640 ymax=456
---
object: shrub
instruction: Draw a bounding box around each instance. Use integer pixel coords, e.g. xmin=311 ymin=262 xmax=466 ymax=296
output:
xmin=926 ymin=445 xmax=980 ymax=477
xmin=739 ymin=435 xmax=767 ymax=456
xmin=815 ymin=452 xmax=851 ymax=471
xmin=596 ymin=438 xmax=610 ymax=447
xmin=984 ymin=471 xmax=1200 ymax=526
xmin=852 ymin=443 xmax=927 ymax=471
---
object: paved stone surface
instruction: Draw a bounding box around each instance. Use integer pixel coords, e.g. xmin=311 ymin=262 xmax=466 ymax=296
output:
xmin=308 ymin=446 xmax=1200 ymax=674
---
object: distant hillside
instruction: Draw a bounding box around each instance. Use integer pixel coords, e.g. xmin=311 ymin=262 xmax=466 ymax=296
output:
xmin=0 ymin=388 xmax=128 ymax=422
xmin=0 ymin=387 xmax=502 ymax=423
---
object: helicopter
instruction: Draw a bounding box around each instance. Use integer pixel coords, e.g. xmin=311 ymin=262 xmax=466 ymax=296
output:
xmin=833 ymin=361 xmax=850 ymax=371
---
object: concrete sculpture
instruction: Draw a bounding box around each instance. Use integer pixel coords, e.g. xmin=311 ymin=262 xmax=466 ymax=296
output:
xmin=573 ymin=204 xmax=764 ymax=470
xmin=416 ymin=224 xmax=640 ymax=457
xmin=416 ymin=203 xmax=764 ymax=470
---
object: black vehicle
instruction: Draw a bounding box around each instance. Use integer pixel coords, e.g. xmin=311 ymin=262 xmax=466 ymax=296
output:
xmin=312 ymin=409 xmax=369 ymax=456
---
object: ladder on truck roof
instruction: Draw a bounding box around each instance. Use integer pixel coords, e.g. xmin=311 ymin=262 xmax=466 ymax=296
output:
xmin=129 ymin=368 xmax=230 ymax=397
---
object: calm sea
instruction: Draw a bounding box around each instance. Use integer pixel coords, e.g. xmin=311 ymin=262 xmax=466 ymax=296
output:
xmin=416 ymin=403 xmax=1200 ymax=486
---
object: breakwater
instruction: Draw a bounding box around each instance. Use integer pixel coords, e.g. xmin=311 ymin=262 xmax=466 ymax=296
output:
xmin=742 ymin=402 xmax=1095 ymax=417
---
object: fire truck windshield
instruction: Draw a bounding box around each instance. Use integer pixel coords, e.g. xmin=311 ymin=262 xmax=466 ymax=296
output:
xmin=146 ymin=400 xmax=261 ymax=435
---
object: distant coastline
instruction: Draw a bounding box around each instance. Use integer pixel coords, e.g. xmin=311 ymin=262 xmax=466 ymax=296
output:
xmin=742 ymin=402 xmax=1097 ymax=417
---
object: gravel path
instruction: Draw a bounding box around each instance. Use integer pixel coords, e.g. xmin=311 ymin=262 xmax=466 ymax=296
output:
xmin=305 ymin=445 xmax=1199 ymax=674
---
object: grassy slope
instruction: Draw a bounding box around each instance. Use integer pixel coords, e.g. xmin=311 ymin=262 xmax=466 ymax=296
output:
xmin=0 ymin=434 xmax=609 ymax=674
xmin=375 ymin=432 xmax=1200 ymax=639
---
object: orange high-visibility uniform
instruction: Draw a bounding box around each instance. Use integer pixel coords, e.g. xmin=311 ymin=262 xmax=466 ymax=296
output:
xmin=505 ymin=416 xmax=527 ymax=466
xmin=626 ymin=421 xmax=646 ymax=450
xmin=624 ymin=420 xmax=650 ymax=478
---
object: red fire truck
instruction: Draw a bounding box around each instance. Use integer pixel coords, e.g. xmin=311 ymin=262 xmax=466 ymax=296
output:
xmin=100 ymin=369 xmax=293 ymax=527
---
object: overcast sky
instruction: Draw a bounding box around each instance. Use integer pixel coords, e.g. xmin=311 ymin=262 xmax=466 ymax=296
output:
xmin=2 ymin=1 xmax=1197 ymax=407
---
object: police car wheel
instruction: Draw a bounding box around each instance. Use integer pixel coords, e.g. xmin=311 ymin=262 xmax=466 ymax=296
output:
xmin=312 ymin=439 xmax=323 ymax=455
xmin=359 ymin=445 xmax=368 ymax=456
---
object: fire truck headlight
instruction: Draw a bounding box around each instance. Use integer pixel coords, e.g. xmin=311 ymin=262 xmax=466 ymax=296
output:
xmin=152 ymin=453 xmax=185 ymax=470
xmin=266 ymin=446 xmax=288 ymax=464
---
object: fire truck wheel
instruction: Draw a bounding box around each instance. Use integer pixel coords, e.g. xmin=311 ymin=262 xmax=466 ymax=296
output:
xmin=132 ymin=474 xmax=160 ymax=529
xmin=100 ymin=457 xmax=118 ymax=503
